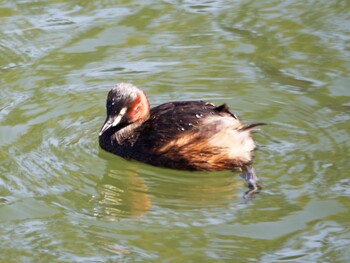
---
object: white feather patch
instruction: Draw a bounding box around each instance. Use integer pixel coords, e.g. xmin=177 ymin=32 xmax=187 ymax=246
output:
xmin=112 ymin=107 xmax=127 ymax=127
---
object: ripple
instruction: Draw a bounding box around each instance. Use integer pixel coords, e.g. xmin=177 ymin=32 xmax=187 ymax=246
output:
xmin=260 ymin=220 xmax=349 ymax=262
xmin=165 ymin=0 xmax=228 ymax=14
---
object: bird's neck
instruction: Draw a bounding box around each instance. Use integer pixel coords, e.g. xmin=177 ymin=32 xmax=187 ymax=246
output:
xmin=112 ymin=121 xmax=143 ymax=145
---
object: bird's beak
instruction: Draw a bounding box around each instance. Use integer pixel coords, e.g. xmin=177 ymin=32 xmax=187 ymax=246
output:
xmin=99 ymin=119 xmax=113 ymax=136
xmin=99 ymin=107 xmax=127 ymax=136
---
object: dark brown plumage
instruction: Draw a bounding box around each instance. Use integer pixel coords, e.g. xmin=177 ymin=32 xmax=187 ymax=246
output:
xmin=99 ymin=83 xmax=264 ymax=194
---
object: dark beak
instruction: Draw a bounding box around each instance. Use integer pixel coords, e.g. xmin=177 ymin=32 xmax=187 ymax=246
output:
xmin=99 ymin=107 xmax=129 ymax=136
xmin=99 ymin=107 xmax=128 ymax=136
xmin=99 ymin=118 xmax=113 ymax=136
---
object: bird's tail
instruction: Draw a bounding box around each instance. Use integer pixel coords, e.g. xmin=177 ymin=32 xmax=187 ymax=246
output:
xmin=239 ymin=122 xmax=267 ymax=132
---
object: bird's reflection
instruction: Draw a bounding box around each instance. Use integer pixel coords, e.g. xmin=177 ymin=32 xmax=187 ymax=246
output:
xmin=93 ymin=158 xmax=245 ymax=221
xmin=93 ymin=163 xmax=151 ymax=220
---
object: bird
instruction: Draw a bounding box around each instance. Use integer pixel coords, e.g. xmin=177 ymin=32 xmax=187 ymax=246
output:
xmin=99 ymin=83 xmax=265 ymax=196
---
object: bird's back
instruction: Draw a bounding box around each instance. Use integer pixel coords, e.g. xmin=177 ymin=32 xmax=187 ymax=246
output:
xmin=128 ymin=101 xmax=257 ymax=171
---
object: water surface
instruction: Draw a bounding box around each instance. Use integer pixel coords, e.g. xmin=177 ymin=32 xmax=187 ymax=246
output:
xmin=1 ymin=0 xmax=349 ymax=262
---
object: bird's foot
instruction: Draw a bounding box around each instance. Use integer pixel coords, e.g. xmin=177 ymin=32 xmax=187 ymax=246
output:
xmin=241 ymin=166 xmax=262 ymax=201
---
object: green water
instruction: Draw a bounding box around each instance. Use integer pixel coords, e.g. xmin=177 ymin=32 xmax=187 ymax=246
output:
xmin=1 ymin=1 xmax=349 ymax=262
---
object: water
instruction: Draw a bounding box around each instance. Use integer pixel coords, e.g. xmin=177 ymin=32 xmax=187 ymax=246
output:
xmin=1 ymin=0 xmax=349 ymax=262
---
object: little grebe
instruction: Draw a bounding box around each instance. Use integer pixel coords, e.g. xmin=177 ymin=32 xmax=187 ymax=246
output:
xmin=99 ymin=83 xmax=264 ymax=194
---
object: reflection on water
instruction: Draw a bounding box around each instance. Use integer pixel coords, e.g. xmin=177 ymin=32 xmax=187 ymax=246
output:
xmin=93 ymin=159 xmax=245 ymax=221
xmin=93 ymin=167 xmax=152 ymax=220
xmin=1 ymin=0 xmax=350 ymax=262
